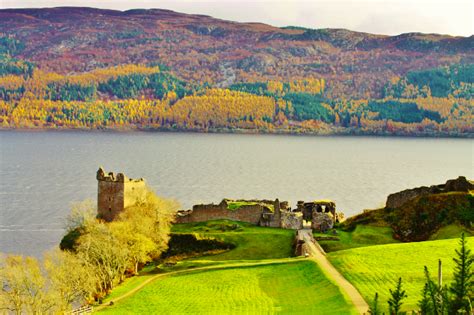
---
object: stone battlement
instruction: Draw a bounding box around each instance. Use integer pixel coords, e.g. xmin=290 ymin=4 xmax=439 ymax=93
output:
xmin=97 ymin=168 xmax=147 ymax=221
xmin=97 ymin=167 xmax=144 ymax=183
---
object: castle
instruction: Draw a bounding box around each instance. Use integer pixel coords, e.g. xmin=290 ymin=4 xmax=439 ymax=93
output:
xmin=176 ymin=199 xmax=338 ymax=231
xmin=97 ymin=168 xmax=339 ymax=231
xmin=96 ymin=167 xmax=146 ymax=221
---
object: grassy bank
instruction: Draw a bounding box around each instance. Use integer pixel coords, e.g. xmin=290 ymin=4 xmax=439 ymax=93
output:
xmin=171 ymin=220 xmax=295 ymax=260
xmin=316 ymin=223 xmax=472 ymax=252
xmin=328 ymin=237 xmax=473 ymax=312
xmin=315 ymin=225 xmax=399 ymax=252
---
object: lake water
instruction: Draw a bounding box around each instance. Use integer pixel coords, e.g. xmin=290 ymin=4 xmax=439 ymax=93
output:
xmin=0 ymin=131 xmax=473 ymax=256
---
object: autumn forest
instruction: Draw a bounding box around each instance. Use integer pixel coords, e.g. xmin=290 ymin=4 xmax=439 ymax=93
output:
xmin=0 ymin=8 xmax=472 ymax=136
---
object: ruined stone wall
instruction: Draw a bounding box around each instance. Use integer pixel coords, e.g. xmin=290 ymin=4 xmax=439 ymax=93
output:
xmin=123 ymin=179 xmax=147 ymax=209
xmin=386 ymin=186 xmax=433 ymax=209
xmin=263 ymin=199 xmax=282 ymax=228
xmin=175 ymin=203 xmax=264 ymax=225
xmin=311 ymin=212 xmax=334 ymax=232
xmin=281 ymin=212 xmax=303 ymax=230
xmin=386 ymin=176 xmax=474 ymax=209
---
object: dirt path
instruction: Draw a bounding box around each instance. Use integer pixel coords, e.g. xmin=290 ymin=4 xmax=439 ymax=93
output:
xmin=300 ymin=229 xmax=369 ymax=314
xmin=94 ymin=258 xmax=301 ymax=312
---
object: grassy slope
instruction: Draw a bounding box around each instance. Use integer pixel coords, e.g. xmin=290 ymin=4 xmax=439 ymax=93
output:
xmin=317 ymin=223 xmax=471 ymax=252
xmin=429 ymin=224 xmax=473 ymax=240
xmin=171 ymin=220 xmax=295 ymax=260
xmin=315 ymin=225 xmax=400 ymax=252
xmin=98 ymin=260 xmax=358 ymax=315
xmin=100 ymin=221 xmax=296 ymax=306
xmin=328 ymin=237 xmax=474 ymax=312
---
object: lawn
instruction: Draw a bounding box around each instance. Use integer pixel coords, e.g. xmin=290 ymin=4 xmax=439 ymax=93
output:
xmin=315 ymin=225 xmax=400 ymax=252
xmin=98 ymin=260 xmax=358 ymax=314
xmin=328 ymin=237 xmax=473 ymax=312
xmin=171 ymin=220 xmax=295 ymax=260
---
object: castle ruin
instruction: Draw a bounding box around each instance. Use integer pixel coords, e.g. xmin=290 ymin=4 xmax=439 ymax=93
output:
xmin=176 ymin=198 xmax=339 ymax=232
xmin=96 ymin=168 xmax=340 ymax=231
xmin=97 ymin=167 xmax=146 ymax=221
xmin=386 ymin=176 xmax=474 ymax=209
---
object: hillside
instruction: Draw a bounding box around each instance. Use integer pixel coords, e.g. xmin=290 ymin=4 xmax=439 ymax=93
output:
xmin=93 ymin=221 xmax=357 ymax=314
xmin=97 ymin=260 xmax=358 ymax=314
xmin=1 ymin=7 xmax=473 ymax=98
xmin=328 ymin=237 xmax=474 ymax=312
xmin=342 ymin=176 xmax=474 ymax=242
xmin=0 ymin=7 xmax=473 ymax=136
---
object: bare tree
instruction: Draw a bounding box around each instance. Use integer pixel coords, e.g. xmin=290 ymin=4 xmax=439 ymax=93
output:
xmin=44 ymin=249 xmax=96 ymax=312
xmin=0 ymin=255 xmax=53 ymax=314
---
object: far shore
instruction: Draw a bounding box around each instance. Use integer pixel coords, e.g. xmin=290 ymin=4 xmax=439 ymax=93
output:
xmin=1 ymin=126 xmax=473 ymax=139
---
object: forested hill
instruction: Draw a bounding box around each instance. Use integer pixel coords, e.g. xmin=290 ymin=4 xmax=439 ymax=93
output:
xmin=1 ymin=7 xmax=473 ymax=98
xmin=0 ymin=7 xmax=473 ymax=136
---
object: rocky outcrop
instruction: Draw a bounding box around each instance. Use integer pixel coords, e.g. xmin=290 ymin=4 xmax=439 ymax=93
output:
xmin=386 ymin=176 xmax=474 ymax=209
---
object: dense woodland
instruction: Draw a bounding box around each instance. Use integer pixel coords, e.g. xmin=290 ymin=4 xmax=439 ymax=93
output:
xmin=0 ymin=54 xmax=472 ymax=136
xmin=0 ymin=8 xmax=473 ymax=136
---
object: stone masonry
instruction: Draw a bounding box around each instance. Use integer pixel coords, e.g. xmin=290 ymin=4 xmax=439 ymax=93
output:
xmin=97 ymin=167 xmax=146 ymax=221
xmin=386 ymin=176 xmax=474 ymax=209
xmin=96 ymin=169 xmax=339 ymax=230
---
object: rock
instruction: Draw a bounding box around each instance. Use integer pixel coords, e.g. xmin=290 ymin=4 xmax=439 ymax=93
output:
xmin=311 ymin=212 xmax=334 ymax=232
xmin=445 ymin=176 xmax=474 ymax=192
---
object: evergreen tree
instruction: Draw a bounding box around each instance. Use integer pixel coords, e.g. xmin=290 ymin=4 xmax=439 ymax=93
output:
xmin=418 ymin=283 xmax=432 ymax=315
xmin=368 ymin=292 xmax=381 ymax=315
xmin=423 ymin=264 xmax=451 ymax=315
xmin=449 ymin=233 xmax=474 ymax=314
xmin=388 ymin=277 xmax=407 ymax=315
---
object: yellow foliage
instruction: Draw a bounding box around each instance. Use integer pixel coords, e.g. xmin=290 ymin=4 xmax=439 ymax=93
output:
xmin=0 ymin=74 xmax=25 ymax=90
xmin=289 ymin=78 xmax=324 ymax=94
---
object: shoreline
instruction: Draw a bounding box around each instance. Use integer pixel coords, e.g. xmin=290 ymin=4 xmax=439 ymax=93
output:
xmin=1 ymin=126 xmax=473 ymax=139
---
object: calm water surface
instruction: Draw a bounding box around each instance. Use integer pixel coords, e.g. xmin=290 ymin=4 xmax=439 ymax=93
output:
xmin=0 ymin=131 xmax=473 ymax=256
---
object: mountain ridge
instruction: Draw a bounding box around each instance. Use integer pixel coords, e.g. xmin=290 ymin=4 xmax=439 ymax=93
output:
xmin=2 ymin=7 xmax=472 ymax=38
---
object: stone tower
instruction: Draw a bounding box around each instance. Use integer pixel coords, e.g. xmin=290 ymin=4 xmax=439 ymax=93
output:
xmin=96 ymin=167 xmax=146 ymax=221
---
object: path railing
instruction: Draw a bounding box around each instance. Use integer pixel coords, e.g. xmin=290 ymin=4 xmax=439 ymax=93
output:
xmin=70 ymin=305 xmax=93 ymax=314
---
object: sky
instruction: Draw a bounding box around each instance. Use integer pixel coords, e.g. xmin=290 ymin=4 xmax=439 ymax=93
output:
xmin=2 ymin=0 xmax=473 ymax=36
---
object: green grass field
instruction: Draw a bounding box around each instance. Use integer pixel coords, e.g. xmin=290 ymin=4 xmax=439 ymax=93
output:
xmin=328 ymin=237 xmax=473 ymax=312
xmin=315 ymin=225 xmax=400 ymax=252
xmin=171 ymin=220 xmax=295 ymax=260
xmin=98 ymin=260 xmax=358 ymax=314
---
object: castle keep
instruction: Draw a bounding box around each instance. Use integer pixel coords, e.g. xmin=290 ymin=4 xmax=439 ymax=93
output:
xmin=97 ymin=167 xmax=146 ymax=221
